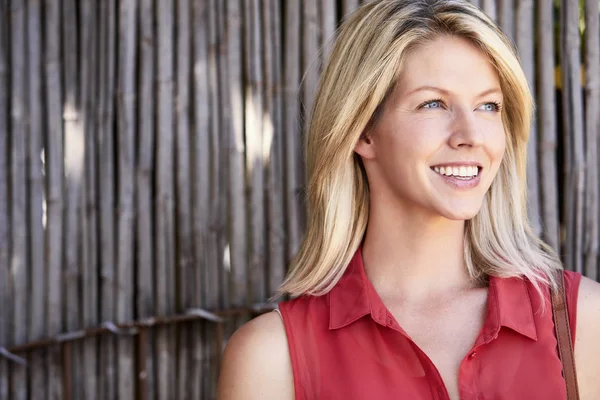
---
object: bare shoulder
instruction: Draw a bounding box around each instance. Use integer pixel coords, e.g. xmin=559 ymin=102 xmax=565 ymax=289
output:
xmin=574 ymin=276 xmax=600 ymax=399
xmin=217 ymin=311 xmax=294 ymax=400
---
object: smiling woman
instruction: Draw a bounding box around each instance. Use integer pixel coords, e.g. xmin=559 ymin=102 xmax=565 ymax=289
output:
xmin=217 ymin=1 xmax=600 ymax=399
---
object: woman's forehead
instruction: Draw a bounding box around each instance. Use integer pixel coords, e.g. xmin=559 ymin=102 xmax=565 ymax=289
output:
xmin=395 ymin=36 xmax=501 ymax=97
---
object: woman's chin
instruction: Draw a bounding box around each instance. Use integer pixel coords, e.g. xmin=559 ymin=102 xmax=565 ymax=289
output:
xmin=436 ymin=202 xmax=484 ymax=221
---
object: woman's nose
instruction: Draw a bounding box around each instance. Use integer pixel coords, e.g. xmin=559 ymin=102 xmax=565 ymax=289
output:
xmin=448 ymin=109 xmax=484 ymax=148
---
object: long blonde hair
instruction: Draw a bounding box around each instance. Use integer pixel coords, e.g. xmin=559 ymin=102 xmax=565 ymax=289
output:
xmin=278 ymin=0 xmax=562 ymax=298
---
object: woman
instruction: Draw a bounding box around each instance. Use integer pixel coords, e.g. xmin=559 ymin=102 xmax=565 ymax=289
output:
xmin=218 ymin=1 xmax=600 ymax=399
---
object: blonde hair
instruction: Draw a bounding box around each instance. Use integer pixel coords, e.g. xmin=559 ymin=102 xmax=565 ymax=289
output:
xmin=278 ymin=0 xmax=562 ymax=298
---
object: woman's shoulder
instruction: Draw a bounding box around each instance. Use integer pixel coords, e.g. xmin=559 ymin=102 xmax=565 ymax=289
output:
xmin=576 ymin=273 xmax=600 ymax=319
xmin=218 ymin=311 xmax=294 ymax=400
xmin=573 ymin=274 xmax=600 ymax=398
xmin=575 ymin=273 xmax=600 ymax=304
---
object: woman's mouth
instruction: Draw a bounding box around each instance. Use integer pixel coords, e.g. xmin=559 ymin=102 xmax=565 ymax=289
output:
xmin=431 ymin=165 xmax=480 ymax=180
xmin=430 ymin=165 xmax=483 ymax=188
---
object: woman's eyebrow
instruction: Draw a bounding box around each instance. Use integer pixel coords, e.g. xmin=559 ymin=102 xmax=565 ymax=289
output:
xmin=407 ymin=85 xmax=451 ymax=96
xmin=407 ymin=86 xmax=503 ymax=98
xmin=475 ymin=88 xmax=503 ymax=98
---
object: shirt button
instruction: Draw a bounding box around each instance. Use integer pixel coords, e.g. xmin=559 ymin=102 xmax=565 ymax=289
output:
xmin=469 ymin=351 xmax=477 ymax=359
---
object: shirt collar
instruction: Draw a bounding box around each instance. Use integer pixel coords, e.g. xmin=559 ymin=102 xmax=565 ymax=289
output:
xmin=328 ymin=247 xmax=393 ymax=330
xmin=485 ymin=274 xmax=538 ymax=341
xmin=328 ymin=247 xmax=538 ymax=341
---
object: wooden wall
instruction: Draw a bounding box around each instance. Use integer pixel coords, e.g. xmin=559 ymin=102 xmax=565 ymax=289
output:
xmin=0 ymin=0 xmax=598 ymax=399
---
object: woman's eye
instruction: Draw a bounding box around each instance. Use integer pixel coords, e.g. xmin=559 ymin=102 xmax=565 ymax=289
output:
xmin=421 ymin=100 xmax=444 ymax=109
xmin=479 ymin=102 xmax=501 ymax=112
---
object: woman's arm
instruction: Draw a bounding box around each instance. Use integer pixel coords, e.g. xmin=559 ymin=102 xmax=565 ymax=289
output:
xmin=218 ymin=312 xmax=295 ymax=399
xmin=574 ymin=276 xmax=600 ymax=399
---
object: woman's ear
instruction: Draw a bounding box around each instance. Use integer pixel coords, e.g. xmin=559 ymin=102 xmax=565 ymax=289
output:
xmin=354 ymin=132 xmax=376 ymax=159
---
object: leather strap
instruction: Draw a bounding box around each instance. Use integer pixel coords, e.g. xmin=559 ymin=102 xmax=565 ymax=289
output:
xmin=551 ymin=269 xmax=580 ymax=400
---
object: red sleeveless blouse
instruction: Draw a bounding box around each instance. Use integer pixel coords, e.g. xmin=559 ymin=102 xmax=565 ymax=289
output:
xmin=278 ymin=248 xmax=582 ymax=400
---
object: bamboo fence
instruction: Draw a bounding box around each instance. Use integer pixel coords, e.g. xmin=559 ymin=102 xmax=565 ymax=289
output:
xmin=0 ymin=0 xmax=598 ymax=399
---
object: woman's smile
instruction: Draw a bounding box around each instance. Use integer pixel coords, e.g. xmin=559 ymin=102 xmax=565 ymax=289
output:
xmin=431 ymin=167 xmax=482 ymax=189
xmin=430 ymin=163 xmax=484 ymax=189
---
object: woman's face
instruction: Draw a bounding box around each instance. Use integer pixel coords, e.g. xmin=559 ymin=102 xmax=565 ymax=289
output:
xmin=357 ymin=35 xmax=506 ymax=221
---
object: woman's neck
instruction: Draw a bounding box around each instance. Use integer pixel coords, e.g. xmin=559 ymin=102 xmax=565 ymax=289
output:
xmin=361 ymin=201 xmax=479 ymax=305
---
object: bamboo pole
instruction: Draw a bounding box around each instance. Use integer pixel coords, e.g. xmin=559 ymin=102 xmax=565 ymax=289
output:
xmin=321 ymin=0 xmax=337 ymax=64
xmin=116 ymin=0 xmax=137 ymax=398
xmin=516 ymin=0 xmax=541 ymax=236
xmin=262 ymin=0 xmax=286 ymax=296
xmin=217 ymin=0 xmax=229 ymax=316
xmin=175 ymin=0 xmax=193 ymax=397
xmin=44 ymin=0 xmax=65 ymax=397
xmin=98 ymin=0 xmax=117 ymax=397
xmin=80 ymin=0 xmax=99 ymax=398
xmin=537 ymin=0 xmax=560 ymax=252
xmin=560 ymin=0 xmax=574 ymax=264
xmin=272 ymin=0 xmax=285 ymax=286
xmin=482 ymin=0 xmax=497 ymax=21
xmin=211 ymin=0 xmax=232 ymax=349
xmin=301 ymin=0 xmax=320 ymax=233
xmin=225 ymin=0 xmax=247 ymax=310
xmin=283 ymin=0 xmax=302 ymax=264
xmin=192 ymin=0 xmax=211 ymax=396
xmin=0 ymin=0 xmax=9 ymax=395
xmin=62 ymin=0 xmax=84 ymax=396
xmin=175 ymin=0 xmax=193 ymax=314
xmin=342 ymin=0 xmax=360 ymax=17
xmin=498 ymin=0 xmax=514 ymax=41
xmin=583 ymin=0 xmax=599 ymax=280
xmin=302 ymin=0 xmax=320 ymax=135
xmin=27 ymin=0 xmax=48 ymax=397
xmin=136 ymin=0 xmax=156 ymax=397
xmin=561 ymin=0 xmax=586 ymax=273
xmin=156 ymin=1 xmax=176 ymax=398
xmin=205 ymin=1 xmax=225 ymax=396
xmin=10 ymin=1 xmax=29 ymax=398
xmin=206 ymin=0 xmax=222 ymax=312
xmin=244 ymin=0 xmax=265 ymax=306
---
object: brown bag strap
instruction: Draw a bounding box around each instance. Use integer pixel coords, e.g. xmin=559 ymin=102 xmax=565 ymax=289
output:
xmin=551 ymin=269 xmax=580 ymax=400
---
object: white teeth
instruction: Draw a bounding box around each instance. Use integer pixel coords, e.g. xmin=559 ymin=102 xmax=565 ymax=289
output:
xmin=433 ymin=165 xmax=479 ymax=178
